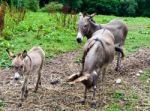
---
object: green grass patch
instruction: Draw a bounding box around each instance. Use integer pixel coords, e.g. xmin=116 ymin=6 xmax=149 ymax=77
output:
xmin=105 ymin=90 xmax=139 ymax=111
xmin=0 ymin=100 xmax=5 ymax=108
xmin=1 ymin=11 xmax=150 ymax=68
xmin=94 ymin=15 xmax=150 ymax=55
xmin=140 ymin=68 xmax=150 ymax=97
xmin=140 ymin=68 xmax=150 ymax=82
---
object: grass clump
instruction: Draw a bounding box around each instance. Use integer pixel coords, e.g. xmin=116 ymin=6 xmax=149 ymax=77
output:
xmin=1 ymin=10 xmax=150 ymax=68
xmin=105 ymin=90 xmax=139 ymax=111
xmin=0 ymin=100 xmax=5 ymax=108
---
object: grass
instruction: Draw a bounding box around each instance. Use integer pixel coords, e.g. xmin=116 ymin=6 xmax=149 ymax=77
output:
xmin=0 ymin=11 xmax=80 ymax=67
xmin=105 ymin=65 xmax=150 ymax=111
xmin=105 ymin=89 xmax=139 ymax=111
xmin=0 ymin=10 xmax=150 ymax=111
xmin=94 ymin=15 xmax=150 ymax=54
xmin=1 ymin=11 xmax=150 ymax=68
xmin=0 ymin=100 xmax=5 ymax=108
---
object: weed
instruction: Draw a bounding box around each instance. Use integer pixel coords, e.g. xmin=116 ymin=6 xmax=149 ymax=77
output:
xmin=0 ymin=100 xmax=5 ymax=108
xmin=1 ymin=11 xmax=150 ymax=69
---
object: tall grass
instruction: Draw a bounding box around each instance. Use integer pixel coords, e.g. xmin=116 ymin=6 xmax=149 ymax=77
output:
xmin=0 ymin=8 xmax=79 ymax=68
xmin=1 ymin=10 xmax=150 ymax=68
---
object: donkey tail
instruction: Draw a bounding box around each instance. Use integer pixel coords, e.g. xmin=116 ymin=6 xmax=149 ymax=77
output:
xmin=115 ymin=46 xmax=124 ymax=58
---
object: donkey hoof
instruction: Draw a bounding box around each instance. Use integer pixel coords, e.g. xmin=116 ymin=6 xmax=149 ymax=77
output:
xmin=39 ymin=82 xmax=41 ymax=85
xmin=34 ymin=87 xmax=38 ymax=93
xmin=115 ymin=67 xmax=119 ymax=71
xmin=17 ymin=103 xmax=22 ymax=107
xmin=91 ymin=102 xmax=96 ymax=109
xmin=24 ymin=90 xmax=28 ymax=98
xmin=34 ymin=90 xmax=37 ymax=93
xmin=80 ymin=100 xmax=85 ymax=105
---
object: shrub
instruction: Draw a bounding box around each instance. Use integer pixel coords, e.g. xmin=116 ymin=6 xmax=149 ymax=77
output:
xmin=25 ymin=0 xmax=39 ymax=12
xmin=40 ymin=2 xmax=63 ymax=13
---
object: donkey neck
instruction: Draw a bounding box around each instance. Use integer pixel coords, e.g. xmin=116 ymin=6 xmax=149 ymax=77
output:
xmin=85 ymin=22 xmax=102 ymax=39
xmin=23 ymin=55 xmax=32 ymax=73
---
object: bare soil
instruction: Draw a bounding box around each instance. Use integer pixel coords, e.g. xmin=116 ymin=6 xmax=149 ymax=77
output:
xmin=0 ymin=48 xmax=150 ymax=111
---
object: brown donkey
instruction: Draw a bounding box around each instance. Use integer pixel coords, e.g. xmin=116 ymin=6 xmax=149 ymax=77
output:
xmin=6 ymin=46 xmax=45 ymax=107
xmin=76 ymin=13 xmax=128 ymax=71
xmin=68 ymin=29 xmax=124 ymax=108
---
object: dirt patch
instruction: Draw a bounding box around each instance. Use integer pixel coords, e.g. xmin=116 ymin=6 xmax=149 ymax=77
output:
xmin=0 ymin=48 xmax=150 ymax=111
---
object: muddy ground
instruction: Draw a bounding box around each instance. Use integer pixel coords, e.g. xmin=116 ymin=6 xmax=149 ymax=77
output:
xmin=0 ymin=48 xmax=150 ymax=111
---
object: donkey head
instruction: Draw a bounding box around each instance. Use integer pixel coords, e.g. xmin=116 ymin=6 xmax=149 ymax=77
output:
xmin=6 ymin=49 xmax=27 ymax=80
xmin=67 ymin=71 xmax=98 ymax=88
xmin=76 ymin=12 xmax=96 ymax=43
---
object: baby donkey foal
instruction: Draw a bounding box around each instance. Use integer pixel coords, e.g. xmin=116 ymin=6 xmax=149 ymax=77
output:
xmin=6 ymin=46 xmax=45 ymax=106
xmin=67 ymin=29 xmax=124 ymax=108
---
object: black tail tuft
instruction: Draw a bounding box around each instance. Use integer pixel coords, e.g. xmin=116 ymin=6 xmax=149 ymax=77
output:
xmin=115 ymin=47 xmax=125 ymax=58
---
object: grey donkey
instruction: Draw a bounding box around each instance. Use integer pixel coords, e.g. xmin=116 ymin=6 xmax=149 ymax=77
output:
xmin=68 ymin=29 xmax=124 ymax=108
xmin=6 ymin=46 xmax=45 ymax=107
xmin=76 ymin=13 xmax=128 ymax=71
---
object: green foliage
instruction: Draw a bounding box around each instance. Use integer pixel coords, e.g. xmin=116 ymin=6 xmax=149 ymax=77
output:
xmin=58 ymin=0 xmax=150 ymax=17
xmin=3 ymin=0 xmax=150 ymax=17
xmin=7 ymin=0 xmax=39 ymax=11
xmin=1 ymin=11 xmax=150 ymax=68
xmin=140 ymin=68 xmax=150 ymax=86
xmin=119 ymin=0 xmax=138 ymax=16
xmin=0 ymin=100 xmax=5 ymax=108
xmin=25 ymin=0 xmax=39 ymax=11
xmin=61 ymin=0 xmax=83 ymax=11
xmin=113 ymin=91 xmax=125 ymax=100
xmin=105 ymin=103 xmax=121 ymax=111
xmin=9 ymin=0 xmax=26 ymax=8
xmin=40 ymin=2 xmax=63 ymax=12
xmin=0 ymin=11 xmax=80 ymax=68
xmin=53 ymin=13 xmax=77 ymax=29
xmin=105 ymin=90 xmax=139 ymax=111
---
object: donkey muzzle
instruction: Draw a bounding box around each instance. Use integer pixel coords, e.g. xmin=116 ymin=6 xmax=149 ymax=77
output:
xmin=76 ymin=38 xmax=82 ymax=43
xmin=14 ymin=72 xmax=20 ymax=81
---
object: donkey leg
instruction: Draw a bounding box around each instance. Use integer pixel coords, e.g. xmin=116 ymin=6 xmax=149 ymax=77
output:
xmin=39 ymin=77 xmax=41 ymax=85
xmin=24 ymin=85 xmax=28 ymax=98
xmin=115 ymin=52 xmax=122 ymax=71
xmin=91 ymin=85 xmax=97 ymax=109
xmin=21 ymin=76 xmax=28 ymax=101
xmin=18 ymin=76 xmax=28 ymax=107
xmin=80 ymin=87 xmax=87 ymax=105
xmin=38 ymin=61 xmax=43 ymax=86
xmin=34 ymin=70 xmax=41 ymax=92
xmin=91 ymin=75 xmax=97 ymax=109
xmin=101 ymin=67 xmax=106 ymax=82
xmin=101 ymin=67 xmax=107 ymax=105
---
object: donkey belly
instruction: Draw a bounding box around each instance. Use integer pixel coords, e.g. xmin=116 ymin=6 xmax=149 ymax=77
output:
xmin=28 ymin=53 xmax=43 ymax=72
xmin=102 ymin=24 xmax=126 ymax=46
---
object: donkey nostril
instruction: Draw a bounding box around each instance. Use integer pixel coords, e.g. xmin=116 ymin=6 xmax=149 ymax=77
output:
xmin=77 ymin=38 xmax=82 ymax=43
xmin=14 ymin=77 xmax=19 ymax=81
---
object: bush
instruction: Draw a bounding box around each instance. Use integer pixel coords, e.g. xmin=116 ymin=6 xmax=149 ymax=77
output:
xmin=40 ymin=2 xmax=63 ymax=12
xmin=25 ymin=0 xmax=39 ymax=12
xmin=8 ymin=0 xmax=39 ymax=12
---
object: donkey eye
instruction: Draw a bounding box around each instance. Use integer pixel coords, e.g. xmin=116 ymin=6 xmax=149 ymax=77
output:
xmin=20 ymin=65 xmax=23 ymax=69
xmin=15 ymin=66 xmax=19 ymax=70
xmin=84 ymin=25 xmax=87 ymax=27
xmin=84 ymin=24 xmax=88 ymax=28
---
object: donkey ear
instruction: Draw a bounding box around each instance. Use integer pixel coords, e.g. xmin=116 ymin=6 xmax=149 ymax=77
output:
xmin=83 ymin=12 xmax=88 ymax=17
xmin=73 ymin=74 xmax=90 ymax=83
xmin=90 ymin=13 xmax=96 ymax=18
xmin=22 ymin=50 xmax=27 ymax=58
xmin=67 ymin=73 xmax=79 ymax=82
xmin=6 ymin=48 xmax=15 ymax=59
